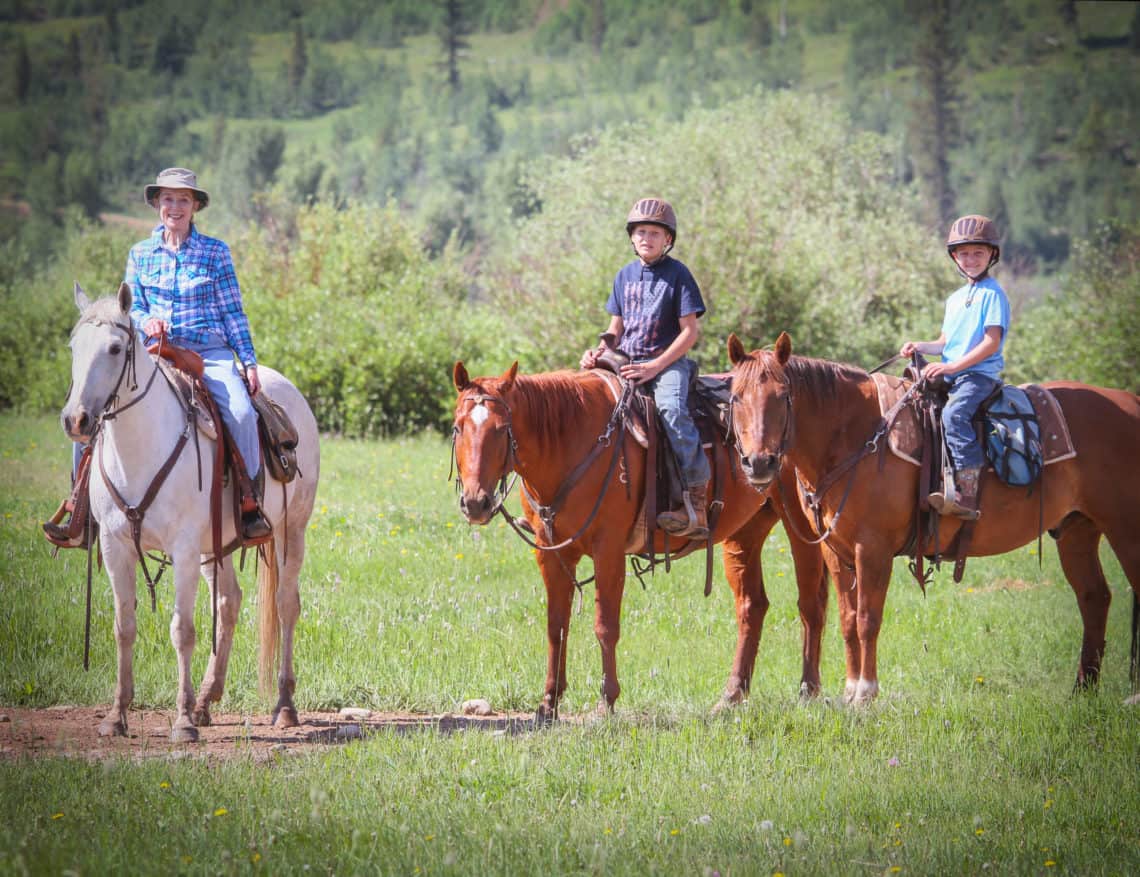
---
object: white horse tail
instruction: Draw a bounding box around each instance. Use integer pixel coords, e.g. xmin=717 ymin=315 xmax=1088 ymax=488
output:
xmin=257 ymin=537 xmax=280 ymax=700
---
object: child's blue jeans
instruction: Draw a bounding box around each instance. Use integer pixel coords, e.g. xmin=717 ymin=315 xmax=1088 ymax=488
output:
xmin=942 ymin=372 xmax=1000 ymax=470
xmin=645 ymin=357 xmax=710 ymax=488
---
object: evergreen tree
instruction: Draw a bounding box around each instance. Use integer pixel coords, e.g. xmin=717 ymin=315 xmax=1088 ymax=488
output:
xmin=15 ymin=37 xmax=30 ymax=104
xmin=438 ymin=0 xmax=472 ymax=93
xmin=288 ymin=22 xmax=308 ymax=99
xmin=909 ymin=0 xmax=958 ymax=227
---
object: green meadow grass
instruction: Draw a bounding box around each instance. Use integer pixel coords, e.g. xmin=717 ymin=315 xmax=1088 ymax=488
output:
xmin=1 ymin=412 xmax=1138 ymax=874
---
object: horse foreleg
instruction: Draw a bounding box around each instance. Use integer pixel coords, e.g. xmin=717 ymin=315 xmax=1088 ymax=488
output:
xmin=714 ymin=510 xmax=775 ymax=712
xmin=848 ymin=544 xmax=892 ymax=705
xmin=591 ymin=547 xmax=627 ymax=715
xmin=535 ymin=547 xmax=581 ymax=723
xmin=98 ymin=540 xmax=138 ymax=738
xmin=828 ymin=550 xmax=861 ymax=702
xmin=1056 ymin=516 xmax=1111 ymax=690
xmin=791 ymin=531 xmax=831 ymax=703
xmin=193 ymin=557 xmax=242 ymax=727
xmin=168 ymin=554 xmax=201 ymax=742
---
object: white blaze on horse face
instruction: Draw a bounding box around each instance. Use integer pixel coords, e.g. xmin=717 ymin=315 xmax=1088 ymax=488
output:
xmin=469 ymin=403 xmax=490 ymax=429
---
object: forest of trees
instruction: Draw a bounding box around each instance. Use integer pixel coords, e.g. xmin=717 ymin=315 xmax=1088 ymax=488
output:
xmin=1 ymin=0 xmax=1137 ymax=433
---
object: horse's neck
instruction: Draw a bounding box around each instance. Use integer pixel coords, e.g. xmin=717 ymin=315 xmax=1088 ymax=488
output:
xmin=789 ymin=379 xmax=873 ymax=488
xmin=100 ymin=354 xmax=187 ymax=463
xmin=513 ymin=394 xmax=610 ymax=500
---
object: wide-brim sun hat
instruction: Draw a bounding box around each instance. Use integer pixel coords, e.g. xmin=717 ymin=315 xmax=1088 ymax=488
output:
xmin=144 ymin=167 xmax=210 ymax=209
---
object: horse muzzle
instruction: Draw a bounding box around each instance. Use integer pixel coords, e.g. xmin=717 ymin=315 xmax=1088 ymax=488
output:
xmin=459 ymin=489 xmax=496 ymax=525
xmin=61 ymin=406 xmax=96 ymax=443
xmin=739 ymin=451 xmax=781 ymax=491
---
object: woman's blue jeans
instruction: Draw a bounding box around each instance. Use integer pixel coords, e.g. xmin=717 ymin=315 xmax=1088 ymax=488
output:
xmin=645 ymin=357 xmax=710 ymax=488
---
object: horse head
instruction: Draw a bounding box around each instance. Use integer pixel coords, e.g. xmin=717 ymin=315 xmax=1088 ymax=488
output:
xmin=452 ymin=360 xmax=519 ymax=525
xmin=727 ymin=331 xmax=795 ymax=491
xmin=62 ymin=281 xmax=138 ymax=442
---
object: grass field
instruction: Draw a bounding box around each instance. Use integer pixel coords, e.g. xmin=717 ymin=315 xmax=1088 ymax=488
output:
xmin=1 ymin=411 xmax=1138 ymax=874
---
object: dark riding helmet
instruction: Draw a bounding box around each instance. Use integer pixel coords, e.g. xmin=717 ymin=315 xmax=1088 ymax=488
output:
xmin=946 ymin=214 xmax=1001 ymax=265
xmin=626 ymin=197 xmax=677 ymax=242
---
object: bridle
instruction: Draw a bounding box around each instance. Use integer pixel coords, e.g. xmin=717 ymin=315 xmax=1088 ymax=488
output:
xmin=450 ymin=392 xmax=520 ymax=517
xmin=451 ymin=380 xmax=635 ymax=554
xmin=729 ymin=361 xmax=914 ymax=550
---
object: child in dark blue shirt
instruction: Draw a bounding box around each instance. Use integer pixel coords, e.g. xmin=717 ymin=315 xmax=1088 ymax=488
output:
xmin=581 ymin=198 xmax=711 ymax=539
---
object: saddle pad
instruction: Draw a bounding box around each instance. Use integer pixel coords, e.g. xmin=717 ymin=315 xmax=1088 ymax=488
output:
xmin=1021 ymin=383 xmax=1077 ymax=464
xmin=870 ymin=373 xmax=1076 ymax=467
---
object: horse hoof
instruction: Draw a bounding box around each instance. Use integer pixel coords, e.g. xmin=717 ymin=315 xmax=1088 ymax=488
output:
xmin=273 ymin=706 xmax=299 ymax=728
xmin=98 ymin=720 xmax=126 ymax=737
xmin=192 ymin=708 xmax=212 ymax=727
xmin=534 ymin=705 xmax=557 ymax=726
xmin=711 ymin=692 xmax=743 ymax=715
xmin=171 ymin=722 xmax=199 ymax=743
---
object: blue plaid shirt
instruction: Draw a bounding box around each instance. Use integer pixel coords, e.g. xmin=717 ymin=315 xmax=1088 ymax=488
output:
xmin=125 ymin=224 xmax=257 ymax=367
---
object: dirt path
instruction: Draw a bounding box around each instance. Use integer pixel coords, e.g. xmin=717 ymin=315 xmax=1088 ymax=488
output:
xmin=0 ymin=706 xmax=536 ymax=762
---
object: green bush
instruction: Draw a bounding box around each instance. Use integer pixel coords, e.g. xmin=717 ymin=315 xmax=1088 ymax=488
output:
xmin=1011 ymin=221 xmax=1140 ymax=391
xmin=0 ymin=213 xmax=136 ymax=411
xmin=237 ymin=200 xmax=488 ymax=436
xmin=482 ymin=89 xmax=950 ymax=375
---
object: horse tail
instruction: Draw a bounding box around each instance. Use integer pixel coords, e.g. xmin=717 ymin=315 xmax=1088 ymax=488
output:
xmin=257 ymin=536 xmax=281 ymax=700
xmin=1131 ymin=590 xmax=1139 ymax=691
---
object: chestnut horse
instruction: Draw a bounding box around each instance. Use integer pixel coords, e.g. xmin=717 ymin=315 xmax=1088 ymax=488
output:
xmin=727 ymin=331 xmax=1140 ymax=704
xmin=452 ymin=361 xmax=839 ymax=720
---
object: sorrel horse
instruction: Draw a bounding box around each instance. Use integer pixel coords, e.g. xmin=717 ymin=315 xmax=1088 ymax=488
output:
xmin=62 ymin=283 xmax=320 ymax=741
xmin=452 ymin=361 xmax=839 ymax=719
xmin=727 ymin=331 xmax=1140 ymax=704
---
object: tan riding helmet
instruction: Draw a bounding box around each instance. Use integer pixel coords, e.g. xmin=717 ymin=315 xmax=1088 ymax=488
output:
xmin=946 ymin=214 xmax=1000 ymax=265
xmin=626 ymin=197 xmax=677 ymax=241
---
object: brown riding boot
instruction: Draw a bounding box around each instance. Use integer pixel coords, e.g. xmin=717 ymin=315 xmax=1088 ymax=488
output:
xmin=656 ymin=483 xmax=710 ymax=540
xmin=42 ymin=447 xmax=96 ymax=549
xmin=928 ymin=465 xmax=982 ymax=521
xmin=230 ymin=447 xmax=272 ymax=545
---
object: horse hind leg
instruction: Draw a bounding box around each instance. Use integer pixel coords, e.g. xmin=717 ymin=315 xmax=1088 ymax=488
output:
xmin=193 ymin=556 xmax=243 ymax=727
xmin=1096 ymin=515 xmax=1140 ymax=702
xmin=259 ymin=534 xmax=304 ymax=728
xmin=1056 ymin=515 xmax=1112 ymax=691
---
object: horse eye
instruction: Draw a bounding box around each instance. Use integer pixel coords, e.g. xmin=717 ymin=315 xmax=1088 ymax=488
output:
xmin=109 ymin=342 xmax=123 ymax=356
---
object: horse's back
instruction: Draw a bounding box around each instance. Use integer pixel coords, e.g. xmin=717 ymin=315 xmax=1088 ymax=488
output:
xmin=1045 ymin=380 xmax=1140 ymax=450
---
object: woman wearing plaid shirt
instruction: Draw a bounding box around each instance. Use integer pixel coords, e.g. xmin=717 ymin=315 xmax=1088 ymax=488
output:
xmin=44 ymin=168 xmax=271 ymax=546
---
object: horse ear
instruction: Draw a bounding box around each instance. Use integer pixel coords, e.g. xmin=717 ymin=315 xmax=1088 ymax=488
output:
xmin=453 ymin=361 xmax=470 ymax=392
xmin=74 ymin=282 xmax=92 ymax=313
xmin=727 ymin=332 xmax=747 ymax=366
xmin=774 ymin=332 xmax=793 ymax=365
xmin=502 ymin=362 xmax=519 ymax=390
xmin=117 ymin=281 xmax=133 ymax=313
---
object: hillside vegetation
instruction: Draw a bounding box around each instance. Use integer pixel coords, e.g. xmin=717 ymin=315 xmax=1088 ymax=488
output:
xmin=1 ymin=0 xmax=1137 ymax=432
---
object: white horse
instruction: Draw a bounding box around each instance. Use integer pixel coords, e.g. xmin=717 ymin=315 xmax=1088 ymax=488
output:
xmin=62 ymin=282 xmax=320 ymax=742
